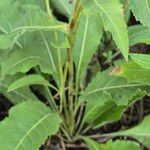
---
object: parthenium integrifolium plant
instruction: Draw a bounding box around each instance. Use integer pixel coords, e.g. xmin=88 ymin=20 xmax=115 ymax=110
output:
xmin=0 ymin=0 xmax=150 ymax=149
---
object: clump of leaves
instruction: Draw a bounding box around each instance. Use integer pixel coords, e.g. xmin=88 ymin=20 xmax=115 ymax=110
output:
xmin=0 ymin=0 xmax=150 ymax=149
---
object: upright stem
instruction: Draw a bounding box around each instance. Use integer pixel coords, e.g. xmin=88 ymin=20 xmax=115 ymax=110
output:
xmin=67 ymin=40 xmax=74 ymax=135
xmin=67 ymin=0 xmax=82 ymax=135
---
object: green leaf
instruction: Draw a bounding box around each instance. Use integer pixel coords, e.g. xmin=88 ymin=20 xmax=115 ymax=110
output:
xmin=17 ymin=30 xmax=68 ymax=76
xmin=83 ymin=138 xmax=139 ymax=150
xmin=121 ymin=61 xmax=150 ymax=85
xmin=128 ymin=25 xmax=150 ymax=46
xmin=99 ymin=140 xmax=139 ymax=150
xmin=0 ymin=50 xmax=49 ymax=78
xmin=83 ymin=137 xmax=100 ymax=150
xmin=73 ymin=14 xmax=103 ymax=82
xmin=84 ymin=89 xmax=146 ymax=128
xmin=82 ymin=0 xmax=129 ymax=60
xmin=16 ymin=0 xmax=46 ymax=10
xmin=0 ymin=101 xmax=61 ymax=150
xmin=8 ymin=74 xmax=51 ymax=92
xmin=80 ymin=70 xmax=149 ymax=106
xmin=130 ymin=53 xmax=150 ymax=70
xmin=0 ymin=74 xmax=38 ymax=104
xmin=129 ymin=0 xmax=150 ymax=27
xmin=0 ymin=1 xmax=66 ymax=49
xmin=105 ymin=115 xmax=150 ymax=149
xmin=84 ymin=100 xmax=126 ymax=128
xmin=50 ymin=0 xmax=75 ymax=17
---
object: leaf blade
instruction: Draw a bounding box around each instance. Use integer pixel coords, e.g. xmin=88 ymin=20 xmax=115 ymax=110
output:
xmin=8 ymin=74 xmax=51 ymax=92
xmin=82 ymin=0 xmax=129 ymax=60
xmin=0 ymin=101 xmax=61 ymax=150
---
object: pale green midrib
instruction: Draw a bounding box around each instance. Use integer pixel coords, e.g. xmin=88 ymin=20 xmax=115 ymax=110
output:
xmin=77 ymin=16 xmax=89 ymax=79
xmin=93 ymin=0 xmax=127 ymax=56
xmin=40 ymin=31 xmax=56 ymax=71
xmin=58 ymin=0 xmax=71 ymax=15
xmin=15 ymin=113 xmax=52 ymax=150
xmin=12 ymin=25 xmax=65 ymax=33
xmin=0 ymin=83 xmax=32 ymax=100
xmin=5 ymin=56 xmax=47 ymax=74
xmin=8 ymin=75 xmax=50 ymax=92
xmin=145 ymin=0 xmax=150 ymax=17
xmin=86 ymin=83 xmax=145 ymax=96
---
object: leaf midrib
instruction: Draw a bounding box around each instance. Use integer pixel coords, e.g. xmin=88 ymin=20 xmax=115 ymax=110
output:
xmin=86 ymin=83 xmax=145 ymax=96
xmin=0 ymin=83 xmax=32 ymax=100
xmin=93 ymin=0 xmax=127 ymax=58
xmin=5 ymin=56 xmax=47 ymax=74
xmin=76 ymin=16 xmax=89 ymax=78
xmin=15 ymin=113 xmax=52 ymax=150
xmin=145 ymin=0 xmax=150 ymax=17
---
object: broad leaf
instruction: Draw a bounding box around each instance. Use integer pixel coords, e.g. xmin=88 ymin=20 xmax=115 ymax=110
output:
xmin=120 ymin=61 xmax=150 ymax=85
xmin=0 ymin=101 xmax=61 ymax=150
xmin=16 ymin=30 xmax=68 ymax=76
xmin=0 ymin=74 xmax=38 ymax=104
xmin=80 ymin=70 xmax=149 ymax=106
xmin=105 ymin=115 xmax=150 ymax=149
xmin=83 ymin=138 xmax=139 ymax=150
xmin=84 ymin=100 xmax=126 ymax=128
xmin=84 ymin=89 xmax=146 ymax=128
xmin=73 ymin=14 xmax=103 ymax=82
xmin=129 ymin=0 xmax=150 ymax=27
xmin=0 ymin=50 xmax=48 ymax=79
xmin=50 ymin=0 xmax=75 ymax=17
xmin=128 ymin=25 xmax=150 ymax=46
xmin=8 ymin=74 xmax=51 ymax=92
xmin=130 ymin=53 xmax=150 ymax=70
xmin=0 ymin=1 xmax=66 ymax=49
xmin=82 ymin=0 xmax=129 ymax=60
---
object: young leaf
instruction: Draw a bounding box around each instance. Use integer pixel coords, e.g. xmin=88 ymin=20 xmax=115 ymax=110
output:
xmin=130 ymin=53 xmax=150 ymax=70
xmin=105 ymin=115 xmax=150 ymax=149
xmin=73 ymin=14 xmax=103 ymax=82
xmin=83 ymin=138 xmax=139 ymax=150
xmin=120 ymin=61 xmax=150 ymax=85
xmin=129 ymin=0 xmax=150 ymax=27
xmin=82 ymin=0 xmax=129 ymax=60
xmin=80 ymin=70 xmax=149 ymax=106
xmin=8 ymin=74 xmax=51 ymax=92
xmin=0 ymin=74 xmax=38 ymax=104
xmin=0 ymin=101 xmax=61 ymax=150
xmin=50 ymin=0 xmax=75 ymax=17
xmin=128 ymin=25 xmax=150 ymax=46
